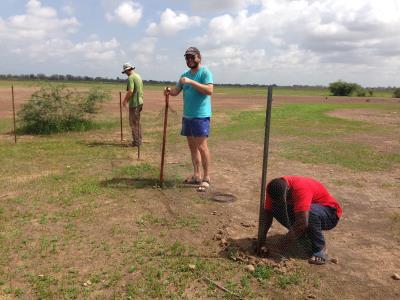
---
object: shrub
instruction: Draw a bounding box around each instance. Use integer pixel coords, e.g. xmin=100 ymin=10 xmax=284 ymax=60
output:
xmin=18 ymin=85 xmax=110 ymax=134
xmin=328 ymin=80 xmax=362 ymax=96
xmin=356 ymin=87 xmax=367 ymax=97
xmin=393 ymin=88 xmax=400 ymax=98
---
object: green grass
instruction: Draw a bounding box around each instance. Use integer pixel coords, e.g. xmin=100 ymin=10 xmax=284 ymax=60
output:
xmin=2 ymin=79 xmax=396 ymax=96
xmin=213 ymin=103 xmax=399 ymax=171
xmin=280 ymin=141 xmax=400 ymax=171
xmin=0 ymin=95 xmax=398 ymax=298
xmin=277 ymin=272 xmax=301 ymax=289
xmin=252 ymin=265 xmax=274 ymax=281
xmin=215 ymin=103 xmax=387 ymax=140
xmin=117 ymin=163 xmax=159 ymax=178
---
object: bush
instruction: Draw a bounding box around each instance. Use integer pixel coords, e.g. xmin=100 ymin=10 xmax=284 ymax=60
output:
xmin=393 ymin=88 xmax=400 ymax=98
xmin=328 ymin=80 xmax=362 ymax=96
xmin=356 ymin=87 xmax=367 ymax=97
xmin=18 ymin=85 xmax=110 ymax=134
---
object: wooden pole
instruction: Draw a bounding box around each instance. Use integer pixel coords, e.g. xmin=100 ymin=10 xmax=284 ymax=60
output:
xmin=11 ymin=85 xmax=17 ymax=144
xmin=257 ymin=85 xmax=273 ymax=252
xmin=159 ymin=92 xmax=169 ymax=187
xmin=119 ymin=91 xmax=123 ymax=142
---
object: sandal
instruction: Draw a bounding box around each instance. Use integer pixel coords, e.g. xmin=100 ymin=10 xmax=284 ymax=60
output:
xmin=183 ymin=176 xmax=201 ymax=185
xmin=197 ymin=179 xmax=210 ymax=192
xmin=308 ymin=249 xmax=328 ymax=265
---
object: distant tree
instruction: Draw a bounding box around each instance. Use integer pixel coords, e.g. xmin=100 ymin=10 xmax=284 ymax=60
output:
xmin=393 ymin=88 xmax=400 ymax=98
xmin=329 ymin=80 xmax=362 ymax=96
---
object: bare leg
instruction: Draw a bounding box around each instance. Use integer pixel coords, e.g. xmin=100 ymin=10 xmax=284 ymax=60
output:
xmin=187 ymin=136 xmax=201 ymax=180
xmin=195 ymin=136 xmax=210 ymax=181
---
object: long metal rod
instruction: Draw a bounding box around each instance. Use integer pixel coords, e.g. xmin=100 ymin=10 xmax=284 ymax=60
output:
xmin=119 ymin=91 xmax=123 ymax=142
xmin=11 ymin=85 xmax=17 ymax=144
xmin=159 ymin=93 xmax=169 ymax=187
xmin=257 ymin=85 xmax=273 ymax=252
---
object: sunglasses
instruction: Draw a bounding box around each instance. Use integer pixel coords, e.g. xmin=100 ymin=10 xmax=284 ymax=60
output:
xmin=184 ymin=54 xmax=196 ymax=60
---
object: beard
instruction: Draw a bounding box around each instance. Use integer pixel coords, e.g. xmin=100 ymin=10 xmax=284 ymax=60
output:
xmin=187 ymin=60 xmax=200 ymax=69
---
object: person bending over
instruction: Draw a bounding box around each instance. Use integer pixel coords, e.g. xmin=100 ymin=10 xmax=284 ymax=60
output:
xmin=264 ymin=176 xmax=342 ymax=265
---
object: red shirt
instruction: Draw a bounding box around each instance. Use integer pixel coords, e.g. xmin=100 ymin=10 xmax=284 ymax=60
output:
xmin=265 ymin=176 xmax=342 ymax=218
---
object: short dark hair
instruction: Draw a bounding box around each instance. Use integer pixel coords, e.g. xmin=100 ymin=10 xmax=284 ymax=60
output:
xmin=267 ymin=178 xmax=288 ymax=202
xmin=184 ymin=47 xmax=201 ymax=59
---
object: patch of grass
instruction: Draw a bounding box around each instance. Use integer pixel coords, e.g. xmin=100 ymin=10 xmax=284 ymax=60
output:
xmin=277 ymin=272 xmax=301 ymax=289
xmin=28 ymin=274 xmax=58 ymax=299
xmin=61 ymin=286 xmax=79 ymax=299
xmin=253 ymin=265 xmax=274 ymax=281
xmin=280 ymin=141 xmax=400 ymax=171
xmin=173 ymin=216 xmax=201 ymax=229
xmin=214 ymin=103 xmax=387 ymax=142
xmin=136 ymin=213 xmax=167 ymax=227
xmin=71 ymin=178 xmax=102 ymax=196
xmin=0 ymin=118 xmax=13 ymax=134
xmin=117 ymin=163 xmax=159 ymax=178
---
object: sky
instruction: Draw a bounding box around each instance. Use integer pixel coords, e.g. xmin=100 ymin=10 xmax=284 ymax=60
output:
xmin=1 ymin=0 xmax=400 ymax=87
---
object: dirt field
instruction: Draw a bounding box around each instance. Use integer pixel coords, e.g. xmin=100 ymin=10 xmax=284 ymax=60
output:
xmin=1 ymin=87 xmax=399 ymax=298
xmin=1 ymin=87 xmax=399 ymax=117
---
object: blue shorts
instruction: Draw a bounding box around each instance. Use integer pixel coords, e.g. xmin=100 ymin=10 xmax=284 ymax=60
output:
xmin=181 ymin=117 xmax=210 ymax=137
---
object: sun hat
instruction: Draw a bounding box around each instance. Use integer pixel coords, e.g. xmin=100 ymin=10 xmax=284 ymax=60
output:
xmin=184 ymin=47 xmax=201 ymax=56
xmin=121 ymin=63 xmax=135 ymax=73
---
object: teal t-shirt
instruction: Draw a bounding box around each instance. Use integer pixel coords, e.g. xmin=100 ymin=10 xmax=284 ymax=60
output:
xmin=177 ymin=66 xmax=213 ymax=118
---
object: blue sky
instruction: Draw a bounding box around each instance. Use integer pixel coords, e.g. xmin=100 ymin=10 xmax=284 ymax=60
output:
xmin=1 ymin=0 xmax=400 ymax=86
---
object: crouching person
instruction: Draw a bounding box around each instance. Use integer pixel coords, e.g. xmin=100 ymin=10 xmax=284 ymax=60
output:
xmin=264 ymin=176 xmax=342 ymax=265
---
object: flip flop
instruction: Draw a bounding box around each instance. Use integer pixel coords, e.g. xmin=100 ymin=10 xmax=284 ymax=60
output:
xmin=197 ymin=179 xmax=210 ymax=192
xmin=183 ymin=176 xmax=201 ymax=185
xmin=308 ymin=249 xmax=328 ymax=265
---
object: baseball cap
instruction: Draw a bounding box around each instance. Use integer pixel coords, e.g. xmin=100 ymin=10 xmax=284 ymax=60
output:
xmin=121 ymin=63 xmax=135 ymax=73
xmin=184 ymin=47 xmax=200 ymax=56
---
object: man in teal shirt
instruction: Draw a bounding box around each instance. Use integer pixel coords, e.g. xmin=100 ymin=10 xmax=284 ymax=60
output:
xmin=122 ymin=63 xmax=144 ymax=147
xmin=165 ymin=47 xmax=214 ymax=192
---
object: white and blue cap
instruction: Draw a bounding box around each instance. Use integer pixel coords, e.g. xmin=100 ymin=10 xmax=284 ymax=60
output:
xmin=121 ymin=63 xmax=135 ymax=73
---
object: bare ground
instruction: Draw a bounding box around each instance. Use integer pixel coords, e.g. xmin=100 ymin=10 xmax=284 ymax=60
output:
xmin=1 ymin=87 xmax=399 ymax=298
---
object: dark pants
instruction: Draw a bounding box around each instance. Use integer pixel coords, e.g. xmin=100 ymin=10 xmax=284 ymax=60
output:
xmin=129 ymin=105 xmax=143 ymax=146
xmin=272 ymin=203 xmax=339 ymax=254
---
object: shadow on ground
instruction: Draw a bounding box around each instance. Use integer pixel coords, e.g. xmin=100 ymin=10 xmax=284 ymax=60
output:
xmin=86 ymin=140 xmax=132 ymax=148
xmin=219 ymin=235 xmax=311 ymax=262
xmin=101 ymin=177 xmax=179 ymax=189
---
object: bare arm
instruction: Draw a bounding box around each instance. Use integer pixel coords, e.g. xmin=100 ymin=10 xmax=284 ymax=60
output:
xmin=180 ymin=77 xmax=213 ymax=95
xmin=287 ymin=211 xmax=309 ymax=240
xmin=256 ymin=210 xmax=273 ymax=254
xmin=122 ymin=90 xmax=133 ymax=108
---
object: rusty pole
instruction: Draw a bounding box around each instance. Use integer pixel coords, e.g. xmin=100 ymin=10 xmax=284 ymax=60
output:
xmin=11 ymin=85 xmax=17 ymax=144
xmin=159 ymin=92 xmax=170 ymax=187
xmin=119 ymin=91 xmax=123 ymax=142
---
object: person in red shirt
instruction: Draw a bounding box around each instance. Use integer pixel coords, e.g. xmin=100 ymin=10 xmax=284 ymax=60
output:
xmin=264 ymin=176 xmax=342 ymax=265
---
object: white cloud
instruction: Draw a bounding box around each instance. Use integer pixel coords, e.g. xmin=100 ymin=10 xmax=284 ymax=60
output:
xmin=188 ymin=0 xmax=261 ymax=12
xmin=197 ymin=0 xmax=400 ymax=69
xmin=26 ymin=0 xmax=57 ymax=18
xmin=146 ymin=8 xmax=201 ymax=36
xmin=0 ymin=0 xmax=79 ymax=41
xmin=0 ymin=1 xmax=120 ymax=68
xmin=62 ymin=5 xmax=74 ymax=15
xmin=106 ymin=1 xmax=142 ymax=27
xmin=129 ymin=37 xmax=168 ymax=66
